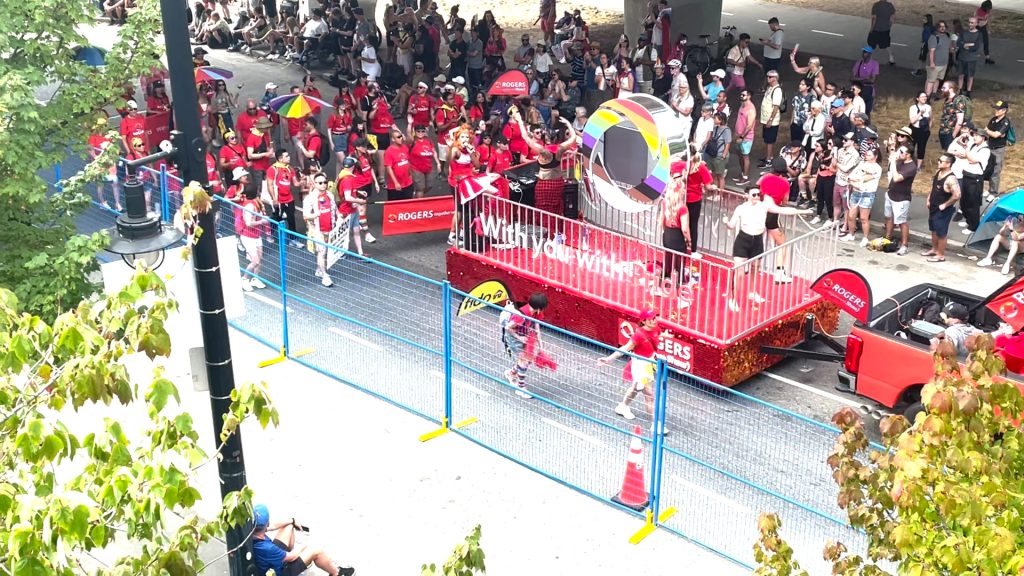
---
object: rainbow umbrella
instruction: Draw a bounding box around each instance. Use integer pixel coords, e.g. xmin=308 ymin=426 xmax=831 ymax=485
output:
xmin=268 ymin=93 xmax=331 ymax=118
xmin=194 ymin=66 xmax=234 ymax=83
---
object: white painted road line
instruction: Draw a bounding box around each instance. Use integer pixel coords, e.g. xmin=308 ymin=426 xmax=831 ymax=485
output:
xmin=891 ymin=42 xmax=908 ymax=47
xmin=1018 ymin=59 xmax=1024 ymax=63
xmin=811 ymin=30 xmax=844 ymax=37
xmin=761 ymin=371 xmax=864 ymax=408
xmin=541 ymin=418 xmax=607 ymax=449
xmin=721 ymin=11 xmax=734 ymax=16
xmin=243 ymin=291 xmax=293 ymax=312
xmin=328 ymin=327 xmax=383 ymax=351
xmin=428 ymin=370 xmax=491 ymax=397
xmin=673 ymin=476 xmax=753 ymax=514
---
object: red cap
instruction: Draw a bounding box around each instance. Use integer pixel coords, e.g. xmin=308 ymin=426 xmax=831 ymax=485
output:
xmin=638 ymin=309 xmax=657 ymax=322
xmin=669 ymin=161 xmax=686 ymax=177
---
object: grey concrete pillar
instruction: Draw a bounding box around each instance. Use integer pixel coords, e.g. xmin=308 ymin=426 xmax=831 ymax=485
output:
xmin=624 ymin=0 xmax=723 ymax=58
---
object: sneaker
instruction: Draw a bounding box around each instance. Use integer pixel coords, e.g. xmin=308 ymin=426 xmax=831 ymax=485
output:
xmin=985 ymin=193 xmax=996 ymax=203
xmin=733 ymin=176 xmax=749 ymax=185
xmin=364 ymin=231 xmax=377 ymax=243
xmin=651 ymin=425 xmax=670 ymax=437
xmin=241 ymin=278 xmax=253 ymax=292
xmin=962 ymin=228 xmax=973 ymax=235
xmin=615 ymin=403 xmax=636 ymax=420
xmin=447 ymin=232 xmax=457 ymax=246
xmin=809 ymin=216 xmax=821 ymax=225
xmin=749 ymin=292 xmax=766 ymax=304
xmin=504 ymin=368 xmax=517 ymax=387
xmin=860 ymin=237 xmax=870 ymax=248
xmin=978 ymin=257 xmax=994 ymax=267
xmin=773 ymin=270 xmax=793 ymax=284
xmin=1002 ymin=263 xmax=1012 ymax=275
xmin=321 ymin=275 xmax=334 ymax=287
xmin=727 ymin=299 xmax=740 ymax=312
xmin=896 ymin=245 xmax=908 ymax=256
xmin=959 ymin=221 xmax=969 ymax=227
xmin=839 ymin=234 xmax=855 ymax=242
xmin=515 ymin=387 xmax=533 ymax=399
xmin=756 ymin=158 xmax=770 ymax=169
xmin=250 ymin=278 xmax=267 ymax=289
xmin=338 ymin=568 xmax=355 ymax=576
xmin=315 ymin=268 xmax=324 ymax=278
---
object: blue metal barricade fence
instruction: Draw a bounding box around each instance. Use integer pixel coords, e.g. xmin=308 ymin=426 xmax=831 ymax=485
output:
xmin=58 ymin=157 xmax=874 ymax=571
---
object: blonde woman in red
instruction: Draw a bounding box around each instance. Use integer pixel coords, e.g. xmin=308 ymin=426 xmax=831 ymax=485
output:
xmin=447 ymin=124 xmax=480 ymax=245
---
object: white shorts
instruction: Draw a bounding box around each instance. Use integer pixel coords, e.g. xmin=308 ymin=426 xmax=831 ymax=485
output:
xmin=437 ymin=143 xmax=450 ymax=160
xmin=240 ymin=235 xmax=262 ymax=258
xmin=630 ymin=359 xmax=656 ymax=391
xmin=884 ymin=196 xmax=910 ymax=225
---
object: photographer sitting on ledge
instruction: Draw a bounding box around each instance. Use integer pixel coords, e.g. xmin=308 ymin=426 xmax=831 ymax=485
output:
xmin=251 ymin=504 xmax=356 ymax=576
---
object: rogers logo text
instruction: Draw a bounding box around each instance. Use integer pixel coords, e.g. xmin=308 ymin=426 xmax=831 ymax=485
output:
xmin=830 ymin=283 xmax=866 ymax=311
xmin=392 ymin=210 xmax=454 ymax=222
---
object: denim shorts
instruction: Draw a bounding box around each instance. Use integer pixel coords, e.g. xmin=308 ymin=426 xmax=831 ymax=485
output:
xmin=849 ymin=190 xmax=876 ymax=209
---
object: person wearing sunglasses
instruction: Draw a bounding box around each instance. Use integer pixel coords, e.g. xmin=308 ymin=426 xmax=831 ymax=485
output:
xmin=302 ymin=173 xmax=338 ymax=287
xmin=383 ymin=129 xmax=415 ymax=201
xmin=722 ymin=186 xmax=812 ymax=312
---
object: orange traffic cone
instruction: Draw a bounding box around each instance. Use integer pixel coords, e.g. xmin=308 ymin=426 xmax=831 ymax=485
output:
xmin=611 ymin=424 xmax=649 ymax=511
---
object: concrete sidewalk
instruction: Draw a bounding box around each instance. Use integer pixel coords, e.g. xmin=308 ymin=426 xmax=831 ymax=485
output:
xmin=722 ymin=0 xmax=1024 ymax=84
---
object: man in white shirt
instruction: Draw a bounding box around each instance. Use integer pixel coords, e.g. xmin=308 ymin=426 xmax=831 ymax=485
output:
xmin=360 ymin=42 xmax=381 ymax=81
xmin=957 ymin=123 xmax=990 ymax=234
xmin=759 ymin=17 xmax=785 ymax=74
xmin=693 ymin=103 xmax=714 ymax=150
xmin=294 ymin=9 xmax=329 ymax=63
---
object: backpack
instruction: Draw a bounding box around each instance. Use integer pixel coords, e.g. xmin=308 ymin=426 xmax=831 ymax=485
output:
xmin=1008 ymin=121 xmax=1017 ymax=146
xmin=315 ymin=131 xmax=332 ymax=169
xmin=956 ymin=94 xmax=973 ymax=124
xmin=915 ymin=298 xmax=944 ymax=325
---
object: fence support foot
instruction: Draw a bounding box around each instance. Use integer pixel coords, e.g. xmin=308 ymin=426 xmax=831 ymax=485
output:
xmin=628 ymin=507 xmax=678 ymax=545
xmin=257 ymin=346 xmax=314 ymax=368
xmin=419 ymin=417 xmax=478 ymax=442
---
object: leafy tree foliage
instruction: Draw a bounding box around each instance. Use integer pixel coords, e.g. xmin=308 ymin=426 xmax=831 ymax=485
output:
xmin=754 ymin=334 xmax=1024 ymax=575
xmin=0 ymin=269 xmax=279 ymax=574
xmin=422 ymin=524 xmax=487 ymax=576
xmin=0 ymin=0 xmax=164 ymax=319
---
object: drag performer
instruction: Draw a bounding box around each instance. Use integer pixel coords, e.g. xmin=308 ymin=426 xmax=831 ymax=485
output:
xmin=722 ymin=186 xmax=811 ymax=312
xmin=503 ymin=292 xmax=549 ymax=399
xmin=662 ymin=162 xmax=692 ymax=286
xmin=447 ymin=124 xmax=479 ymax=246
xmin=598 ymin=308 xmax=661 ymax=426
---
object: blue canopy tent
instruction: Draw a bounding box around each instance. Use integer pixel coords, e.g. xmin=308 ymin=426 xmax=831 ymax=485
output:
xmin=72 ymin=46 xmax=107 ymax=67
xmin=965 ymin=187 xmax=1024 ymax=253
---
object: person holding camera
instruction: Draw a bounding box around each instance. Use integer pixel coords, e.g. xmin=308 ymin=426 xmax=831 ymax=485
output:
xmin=251 ymin=504 xmax=355 ymax=576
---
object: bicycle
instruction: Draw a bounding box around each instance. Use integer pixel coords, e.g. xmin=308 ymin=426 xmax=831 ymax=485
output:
xmin=683 ymin=26 xmax=737 ymax=77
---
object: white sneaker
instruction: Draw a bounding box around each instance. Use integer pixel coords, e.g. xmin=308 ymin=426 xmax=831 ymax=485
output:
xmin=985 ymin=193 xmax=996 ymax=203
xmin=615 ymin=403 xmax=636 ymax=420
xmin=774 ymin=270 xmax=793 ymax=284
xmin=809 ymin=216 xmax=821 ymax=225
xmin=315 ymin=268 xmax=324 ymax=278
xmin=447 ymin=232 xmax=457 ymax=246
xmin=515 ymin=387 xmax=533 ymax=399
xmin=978 ymin=258 xmax=994 ymax=267
xmin=1002 ymin=264 xmax=1012 ymax=275
xmin=839 ymin=234 xmax=855 ymax=242
xmin=959 ymin=221 xmax=969 ymax=227
xmin=727 ymin=298 xmax=740 ymax=312
xmin=962 ymin=228 xmax=972 ymax=235
xmin=896 ymin=245 xmax=908 ymax=256
xmin=241 ymin=278 xmax=253 ymax=292
xmin=860 ymin=237 xmax=870 ymax=248
xmin=250 ymin=277 xmax=266 ymax=289
xmin=364 ymin=232 xmax=377 ymax=243
xmin=321 ymin=275 xmax=334 ymax=287
xmin=749 ymin=292 xmax=766 ymax=304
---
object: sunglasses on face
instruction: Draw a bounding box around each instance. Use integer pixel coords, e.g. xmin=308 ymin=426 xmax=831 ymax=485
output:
xmin=315 ymin=179 xmax=328 ymax=184
xmin=750 ymin=193 xmax=761 ymax=198
xmin=247 ymin=107 xmax=257 ymax=112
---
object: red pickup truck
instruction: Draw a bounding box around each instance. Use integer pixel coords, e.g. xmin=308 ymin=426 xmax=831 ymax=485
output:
xmin=835 ymin=283 xmax=1023 ymax=421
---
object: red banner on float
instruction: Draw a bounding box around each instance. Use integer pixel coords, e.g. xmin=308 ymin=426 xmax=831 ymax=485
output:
xmin=487 ymin=69 xmax=529 ymax=97
xmin=810 ymin=268 xmax=874 ymax=324
xmin=381 ymin=195 xmax=456 ymax=236
xmin=618 ymin=319 xmax=694 ymax=372
xmin=984 ymin=275 xmax=1024 ymax=332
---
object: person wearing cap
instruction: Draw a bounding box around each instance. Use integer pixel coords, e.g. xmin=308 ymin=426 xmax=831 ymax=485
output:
xmin=756 ymin=157 xmax=797 ymax=282
xmin=407 ymin=124 xmax=442 ymax=197
xmin=695 ymin=70 xmax=725 ymax=105
xmin=261 ymin=82 xmax=279 ymax=109
xmin=758 ymin=70 xmax=784 ymax=168
xmin=500 ymin=292 xmax=549 ymax=399
xmin=630 ymin=35 xmax=655 ymax=87
xmin=265 ymin=149 xmax=301 ymax=241
xmin=665 ymin=58 xmax=687 ymax=95
xmin=826 ymin=97 xmax=852 ymax=141
xmin=851 ymin=46 xmax=880 ymax=114
xmin=977 ymin=215 xmax=1024 ymax=275
xmin=956 ymin=122 xmax=990 ymax=234
xmin=146 ymin=81 xmax=171 ymax=113
xmin=451 ymin=76 xmax=470 ymax=105
xmin=245 ymin=117 xmax=275 ymax=182
xmin=192 ymin=46 xmax=211 ymax=68
xmin=932 ymin=302 xmax=981 ymax=357
xmin=118 ymin=100 xmax=146 ymax=154
xmin=599 ymin=309 xmax=663 ymax=426
xmin=335 ymin=156 xmax=368 ymax=256
xmin=651 ymin=60 xmax=671 ymax=102
xmin=725 ymin=33 xmax=762 ymax=94
xmin=984 ymin=100 xmax=1013 ymax=201
xmin=236 ymin=99 xmax=270 ymax=141
xmin=236 ymin=180 xmax=268 ymax=293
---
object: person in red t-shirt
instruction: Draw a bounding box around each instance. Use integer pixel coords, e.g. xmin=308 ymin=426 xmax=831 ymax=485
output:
xmin=238 ymin=186 xmax=269 ymax=293
xmin=502 ymin=292 xmax=549 ymax=399
xmin=283 ymin=86 xmax=311 ymax=170
xmin=367 ymin=86 xmax=394 ymax=162
xmin=348 ymin=137 xmax=379 ymax=242
xmin=407 ymin=124 xmax=441 ymax=197
xmin=677 ymin=146 xmax=717 ymax=248
xmin=265 ymin=149 xmax=301 ymax=239
xmin=475 ymin=131 xmax=492 ymax=173
xmin=383 ymin=129 xmax=415 ymax=201
xmin=204 ymin=145 xmax=224 ymax=196
xmin=119 ymin=101 xmax=146 ymax=154
xmin=406 ymin=83 xmax=434 ymax=132
xmin=501 ymin=114 xmax=529 ymax=163
xmin=598 ymin=309 xmax=662 ymax=427
xmin=297 ymin=117 xmax=324 ymax=171
xmin=327 ymin=103 xmax=354 ymax=165
xmin=218 ymin=131 xmax=250 ymax=186
xmin=88 ymin=118 xmax=122 ymax=210
xmin=336 ymin=157 xmax=367 ymax=257
xmin=756 ymin=157 xmax=795 ymax=283
xmin=433 ymin=91 xmax=461 ymax=173
xmin=146 ymin=81 xmax=171 ymax=113
xmin=245 ymin=120 xmax=274 ymax=179
xmin=235 ymin=99 xmax=269 ymax=137
xmin=333 ymin=83 xmax=355 ymax=111
xmin=487 ymin=137 xmax=513 ymax=175
xmin=302 ymin=175 xmax=338 ymax=287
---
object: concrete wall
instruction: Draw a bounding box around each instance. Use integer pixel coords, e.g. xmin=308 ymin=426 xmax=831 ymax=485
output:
xmin=624 ymin=0 xmax=723 ymax=56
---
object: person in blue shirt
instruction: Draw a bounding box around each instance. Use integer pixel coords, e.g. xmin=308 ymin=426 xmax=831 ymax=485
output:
xmin=250 ymin=504 xmax=355 ymax=576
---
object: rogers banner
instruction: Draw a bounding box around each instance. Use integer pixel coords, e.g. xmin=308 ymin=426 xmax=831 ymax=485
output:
xmin=618 ymin=319 xmax=693 ymax=372
xmin=984 ymin=275 xmax=1024 ymax=332
xmin=381 ymin=195 xmax=456 ymax=236
xmin=487 ymin=69 xmax=529 ymax=97
xmin=810 ymin=268 xmax=874 ymax=324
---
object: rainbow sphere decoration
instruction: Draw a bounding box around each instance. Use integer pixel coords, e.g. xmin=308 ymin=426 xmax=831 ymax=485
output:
xmin=580 ymin=93 xmax=689 ymax=214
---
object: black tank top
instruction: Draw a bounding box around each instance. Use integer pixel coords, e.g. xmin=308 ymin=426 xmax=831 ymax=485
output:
xmin=929 ymin=171 xmax=954 ymax=209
